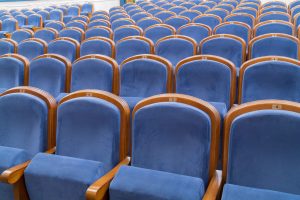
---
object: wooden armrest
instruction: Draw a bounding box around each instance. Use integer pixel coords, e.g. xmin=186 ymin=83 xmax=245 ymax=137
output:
xmin=32 ymin=27 xmax=42 ymax=32
xmin=0 ymin=147 xmax=56 ymax=184
xmin=4 ymin=33 xmax=11 ymax=38
xmin=202 ymin=170 xmax=223 ymax=200
xmin=86 ymin=157 xmax=131 ymax=200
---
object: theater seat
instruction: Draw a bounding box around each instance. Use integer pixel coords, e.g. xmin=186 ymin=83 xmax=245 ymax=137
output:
xmin=80 ymin=37 xmax=115 ymax=57
xmin=48 ymin=37 xmax=80 ymax=62
xmin=18 ymin=38 xmax=47 ymax=61
xmin=0 ymin=39 xmax=17 ymax=55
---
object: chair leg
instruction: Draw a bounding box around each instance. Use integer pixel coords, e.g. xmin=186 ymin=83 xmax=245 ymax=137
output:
xmin=13 ymin=177 xmax=29 ymax=200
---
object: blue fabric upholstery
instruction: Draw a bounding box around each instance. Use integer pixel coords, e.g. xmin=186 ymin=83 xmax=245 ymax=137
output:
xmin=262 ymin=7 xmax=287 ymax=14
xmin=0 ymin=183 xmax=14 ymax=200
xmin=227 ymin=110 xmax=300 ymax=194
xmin=11 ymin=30 xmax=32 ymax=43
xmin=169 ymin=6 xmax=187 ymax=14
xmin=178 ymin=24 xmax=210 ymax=44
xmin=241 ymin=60 xmax=300 ymax=103
xmin=24 ymin=153 xmax=104 ymax=200
xmin=0 ymin=57 xmax=24 ymax=90
xmin=59 ymin=29 xmax=82 ymax=43
xmin=222 ymin=184 xmax=300 ymax=200
xmin=259 ymin=13 xmax=290 ymax=22
xmin=2 ymin=18 xmax=17 ymax=33
xmin=37 ymin=10 xmax=49 ymax=22
xmin=0 ymin=40 xmax=15 ymax=55
xmin=29 ymin=57 xmax=66 ymax=98
xmin=110 ymin=165 xmax=205 ymax=200
xmin=85 ymin=27 xmax=111 ymax=39
xmin=201 ymin=37 xmax=243 ymax=69
xmin=18 ymin=40 xmax=44 ymax=61
xmin=179 ymin=10 xmax=200 ymax=21
xmin=136 ymin=18 xmax=160 ymax=30
xmin=26 ymin=14 xmax=42 ymax=27
xmin=250 ymin=36 xmax=298 ymax=59
xmin=90 ymin=15 xmax=108 ymax=22
xmin=225 ymin=14 xmax=254 ymax=28
xmin=88 ymin=20 xmax=110 ymax=28
xmin=80 ymin=39 xmax=112 ymax=57
xmin=255 ymin=23 xmax=293 ymax=36
xmin=193 ymin=15 xmax=220 ymax=30
xmin=154 ymin=12 xmax=175 ymax=22
xmin=113 ymin=26 xmax=140 ymax=42
xmin=165 ymin=17 xmax=189 ymax=30
xmin=132 ymin=102 xmax=212 ymax=185
xmin=0 ymin=93 xmax=48 ymax=157
xmin=15 ymin=15 xmax=27 ymax=26
xmin=66 ymin=21 xmax=85 ymax=31
xmin=45 ymin=21 xmax=64 ymax=31
xmin=116 ymin=39 xmax=151 ymax=64
xmin=191 ymin=5 xmax=209 ymax=13
xmin=215 ymin=23 xmax=249 ymax=45
xmin=56 ymin=97 xmax=121 ymax=172
xmin=71 ymin=58 xmax=114 ymax=92
xmin=48 ymin=40 xmax=77 ymax=62
xmin=156 ymin=38 xmax=195 ymax=67
xmin=144 ymin=25 xmax=174 ymax=44
xmin=110 ymin=14 xmax=128 ymax=22
xmin=121 ymin=97 xmax=143 ymax=111
xmin=131 ymin=13 xmax=149 ymax=22
xmin=206 ymin=9 xmax=227 ymax=20
xmin=232 ymin=8 xmax=256 ymax=18
xmin=34 ymin=29 xmax=57 ymax=43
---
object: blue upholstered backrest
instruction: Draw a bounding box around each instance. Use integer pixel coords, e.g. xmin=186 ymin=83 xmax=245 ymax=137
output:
xmin=67 ymin=6 xmax=79 ymax=16
xmin=71 ymin=58 xmax=114 ymax=92
xmin=116 ymin=39 xmax=151 ymax=64
xmin=34 ymin=29 xmax=56 ymax=43
xmin=191 ymin=5 xmax=209 ymax=13
xmin=179 ymin=10 xmax=200 ymax=21
xmin=49 ymin=9 xmax=63 ymax=21
xmin=120 ymin=59 xmax=168 ymax=97
xmin=45 ymin=21 xmax=64 ymax=31
xmin=241 ymin=61 xmax=300 ymax=103
xmin=136 ymin=18 xmax=160 ymax=30
xmin=232 ymin=8 xmax=256 ymax=18
xmin=80 ymin=39 xmax=112 ymax=57
xmin=11 ymin=30 xmax=32 ymax=43
xmin=113 ymin=27 xmax=140 ymax=42
xmin=0 ymin=57 xmax=24 ymax=90
xmin=206 ymin=10 xmax=227 ymax=20
xmin=15 ymin=15 xmax=27 ymax=26
xmin=18 ymin=41 xmax=44 ymax=61
xmin=37 ymin=10 xmax=49 ymax=22
xmin=56 ymin=97 xmax=121 ymax=172
xmin=178 ymin=24 xmax=210 ymax=44
xmin=132 ymin=102 xmax=212 ymax=185
xmin=262 ymin=7 xmax=287 ymax=14
xmin=0 ymin=40 xmax=15 ymax=55
xmin=0 ymin=93 xmax=48 ymax=157
xmin=165 ymin=17 xmax=189 ymax=30
xmin=215 ymin=24 xmax=249 ymax=45
xmin=259 ymin=13 xmax=290 ymax=22
xmin=156 ymin=38 xmax=195 ymax=67
xmin=154 ymin=12 xmax=174 ymax=21
xmin=225 ymin=14 xmax=254 ymax=28
xmin=48 ymin=40 xmax=76 ymax=62
xmin=227 ymin=109 xmax=300 ymax=195
xmin=255 ymin=23 xmax=293 ymax=36
xmin=90 ymin=15 xmax=108 ymax=22
xmin=193 ymin=15 xmax=220 ymax=30
xmin=132 ymin=13 xmax=149 ymax=22
xmin=66 ymin=21 xmax=85 ymax=31
xmin=201 ymin=37 xmax=243 ymax=69
xmin=28 ymin=14 xmax=41 ymax=26
xmin=86 ymin=27 xmax=110 ymax=39
xmin=176 ymin=60 xmax=231 ymax=107
xmin=88 ymin=20 xmax=109 ymax=28
xmin=29 ymin=57 xmax=66 ymax=97
xmin=59 ymin=29 xmax=82 ymax=43
xmin=82 ymin=3 xmax=93 ymax=13
xmin=250 ymin=36 xmax=298 ymax=59
xmin=144 ymin=26 xmax=174 ymax=44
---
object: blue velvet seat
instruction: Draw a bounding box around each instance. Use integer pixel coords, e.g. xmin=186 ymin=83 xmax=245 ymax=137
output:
xmin=48 ymin=38 xmax=79 ymax=62
xmin=168 ymin=5 xmax=187 ymax=14
xmin=179 ymin=10 xmax=201 ymax=21
xmin=232 ymin=7 xmax=257 ymax=18
xmin=63 ymin=6 xmax=80 ymax=24
xmin=18 ymin=38 xmax=47 ymax=61
xmin=136 ymin=17 xmax=161 ymax=30
xmin=90 ymin=14 xmax=109 ymax=22
xmin=34 ymin=28 xmax=58 ymax=43
xmin=261 ymin=6 xmax=288 ymax=14
xmin=221 ymin=100 xmax=300 ymax=200
xmin=44 ymin=9 xmax=63 ymax=24
xmin=193 ymin=14 xmax=222 ymax=30
xmin=66 ymin=20 xmax=87 ymax=31
xmin=113 ymin=25 xmax=143 ymax=43
xmin=131 ymin=12 xmax=151 ymax=22
xmin=249 ymin=33 xmax=299 ymax=59
xmin=225 ymin=13 xmax=255 ymax=28
xmin=154 ymin=11 xmax=176 ymax=22
xmin=202 ymin=1 xmax=217 ymax=8
xmin=80 ymin=37 xmax=115 ymax=57
xmin=164 ymin=16 xmax=190 ymax=30
xmin=81 ymin=3 xmax=94 ymax=16
xmin=37 ymin=10 xmax=50 ymax=23
xmin=28 ymin=54 xmax=71 ymax=100
xmin=146 ymin=7 xmax=162 ymax=15
xmin=24 ymin=90 xmax=130 ymax=200
xmin=71 ymin=16 xmax=89 ymax=23
xmin=206 ymin=8 xmax=229 ymax=20
xmin=89 ymin=19 xmax=110 ymax=29
xmin=15 ymin=15 xmax=27 ymax=27
xmin=45 ymin=21 xmax=65 ymax=32
xmin=263 ymin=1 xmax=286 ymax=7
xmin=22 ymin=14 xmax=42 ymax=29
xmin=200 ymin=34 xmax=246 ymax=71
xmin=120 ymin=54 xmax=172 ymax=110
xmin=177 ymin=23 xmax=211 ymax=44
xmin=258 ymin=11 xmax=291 ymax=23
xmin=155 ymin=35 xmax=197 ymax=68
xmin=214 ymin=22 xmax=251 ymax=45
xmin=180 ymin=2 xmax=196 ymax=9
xmin=0 ymin=86 xmax=56 ymax=200
xmin=290 ymin=0 xmax=300 ymax=10
xmin=59 ymin=27 xmax=84 ymax=43
xmin=116 ymin=36 xmax=154 ymax=64
xmin=85 ymin=26 xmax=112 ymax=39
xmin=292 ymin=6 xmax=300 ymax=17
xmin=144 ymin=24 xmax=175 ymax=44
xmin=216 ymin=4 xmax=234 ymax=12
xmin=238 ymin=56 xmax=300 ymax=104
xmin=111 ymin=18 xmax=135 ymax=31
xmin=0 ymin=38 xmax=17 ymax=55
xmin=109 ymin=94 xmax=220 ymax=200
xmin=191 ymin=5 xmax=210 ymax=13
xmin=0 ymin=54 xmax=29 ymax=92
xmin=254 ymin=21 xmax=294 ymax=36
xmin=11 ymin=29 xmax=34 ymax=43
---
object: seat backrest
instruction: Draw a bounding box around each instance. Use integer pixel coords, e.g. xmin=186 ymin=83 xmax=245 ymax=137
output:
xmin=205 ymin=8 xmax=229 ymax=20
xmin=232 ymin=7 xmax=257 ymax=18
xmin=257 ymin=11 xmax=291 ymax=22
xmin=180 ymin=2 xmax=196 ymax=9
xmin=29 ymin=54 xmax=71 ymax=97
xmin=164 ymin=16 xmax=190 ymax=30
xmin=111 ymin=18 xmax=135 ymax=30
xmin=88 ymin=19 xmax=110 ymax=29
xmin=200 ymin=34 xmax=246 ymax=69
xmin=80 ymin=36 xmax=115 ymax=57
xmin=177 ymin=23 xmax=211 ymax=44
xmin=0 ymin=86 xmax=56 ymax=157
xmin=85 ymin=26 xmax=113 ymax=39
xmin=201 ymin=1 xmax=217 ymax=8
xmin=216 ymin=4 xmax=235 ymax=12
xmin=110 ymin=13 xmax=130 ymax=22
xmin=49 ymin=9 xmax=63 ymax=21
xmin=136 ymin=17 xmax=162 ymax=30
xmin=223 ymin=100 xmax=300 ymax=195
xmin=71 ymin=55 xmax=119 ymax=94
xmin=82 ymin=3 xmax=94 ymax=13
xmin=132 ymin=94 xmax=220 ymax=185
xmin=239 ymin=56 xmax=300 ymax=103
xmin=116 ymin=36 xmax=154 ymax=64
xmin=2 ymin=18 xmax=18 ymax=32
xmin=261 ymin=5 xmax=288 ymax=14
xmin=154 ymin=11 xmax=176 ymax=22
xmin=66 ymin=20 xmax=87 ymax=31
xmin=11 ymin=29 xmax=34 ymax=43
xmin=148 ymin=7 xmax=164 ymax=15
xmin=113 ymin=25 xmax=143 ymax=43
xmin=71 ymin=16 xmax=89 ymax=23
xmin=15 ymin=15 xmax=27 ymax=26
xmin=37 ymin=10 xmax=50 ymax=22
xmin=193 ymin=14 xmax=222 ymax=30
xmin=0 ymin=38 xmax=17 ymax=55
xmin=176 ymin=55 xmax=236 ymax=108
xmin=190 ymin=5 xmax=210 ymax=13
xmin=28 ymin=14 xmax=42 ymax=27
xmin=67 ymin=6 xmax=80 ymax=16
xmin=57 ymin=90 xmax=130 ymax=172
xmin=224 ymin=13 xmax=255 ymax=28
xmin=34 ymin=28 xmax=58 ymax=43
xmin=120 ymin=54 xmax=172 ymax=98
xmin=214 ymin=22 xmax=251 ymax=45
xmin=168 ymin=5 xmax=187 ymax=14
xmin=90 ymin=14 xmax=109 ymax=22
xmin=248 ymin=33 xmax=300 ymax=59
xmin=48 ymin=37 xmax=79 ymax=62
xmin=18 ymin=38 xmax=47 ymax=61
xmin=131 ymin=12 xmax=151 ymax=22
xmin=59 ymin=27 xmax=85 ymax=43
xmin=179 ymin=10 xmax=202 ymax=21
xmin=45 ymin=21 xmax=65 ymax=31
xmin=155 ymin=35 xmax=197 ymax=68
xmin=253 ymin=20 xmax=294 ymax=36
xmin=144 ymin=24 xmax=176 ymax=44
xmin=0 ymin=54 xmax=28 ymax=91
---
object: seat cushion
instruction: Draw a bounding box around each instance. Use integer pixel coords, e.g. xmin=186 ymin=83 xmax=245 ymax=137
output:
xmin=222 ymin=184 xmax=300 ymax=200
xmin=209 ymin=102 xmax=227 ymax=121
xmin=110 ymin=165 xmax=205 ymax=200
xmin=121 ymin=97 xmax=144 ymax=111
xmin=0 ymin=145 xmax=31 ymax=174
xmin=24 ymin=153 xmax=105 ymax=200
